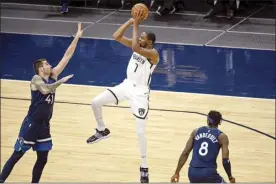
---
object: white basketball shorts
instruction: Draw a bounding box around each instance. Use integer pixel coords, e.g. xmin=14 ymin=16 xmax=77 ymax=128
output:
xmin=107 ymin=79 xmax=150 ymax=119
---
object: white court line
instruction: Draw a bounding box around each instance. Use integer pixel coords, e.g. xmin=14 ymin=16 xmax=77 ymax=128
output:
xmin=2 ymin=16 xmax=273 ymax=35
xmin=1 ymin=79 xmax=273 ymax=101
xmin=204 ymin=5 xmax=267 ymax=46
xmin=1 ymin=15 xmax=224 ymax=32
xmin=3 ymin=10 xmax=274 ymax=35
xmin=207 ymin=44 xmax=275 ymax=51
xmin=98 ymin=22 xmax=224 ymax=32
xmin=5 ymin=16 xmax=272 ymax=35
xmin=1 ymin=31 xmax=72 ymax=38
xmin=226 ymin=6 xmax=266 ymax=31
xmin=76 ymin=10 xmax=118 ymax=36
xmin=1 ymin=30 xmax=272 ymax=51
xmin=1 ymin=5 xmax=274 ymax=35
xmin=1 ymin=2 xmax=115 ymax=11
xmin=1 ymin=30 xmax=202 ymax=46
xmin=227 ymin=30 xmax=275 ymax=36
xmin=1 ymin=30 xmax=115 ymax=41
xmin=204 ymin=32 xmax=226 ymax=46
xmin=1 ymin=16 xmax=95 ymax=24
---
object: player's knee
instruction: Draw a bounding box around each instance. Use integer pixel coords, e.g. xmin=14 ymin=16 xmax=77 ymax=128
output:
xmin=136 ymin=130 xmax=145 ymax=137
xmin=91 ymin=98 xmax=100 ymax=109
xmin=136 ymin=118 xmax=146 ymax=137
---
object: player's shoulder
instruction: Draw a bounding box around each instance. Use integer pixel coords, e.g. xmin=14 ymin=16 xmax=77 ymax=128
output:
xmin=30 ymin=75 xmax=42 ymax=91
xmin=191 ymin=128 xmax=199 ymax=136
xmin=151 ymin=48 xmax=160 ymax=65
xmin=218 ymin=132 xmax=229 ymax=144
xmin=31 ymin=74 xmax=41 ymax=80
xmin=219 ymin=132 xmax=228 ymax=138
xmin=197 ymin=125 xmax=207 ymax=131
xmin=153 ymin=48 xmax=159 ymax=57
xmin=31 ymin=75 xmax=43 ymax=84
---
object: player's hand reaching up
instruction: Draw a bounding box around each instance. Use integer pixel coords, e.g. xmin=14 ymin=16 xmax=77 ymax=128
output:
xmin=76 ymin=22 xmax=83 ymax=38
xmin=133 ymin=9 xmax=145 ymax=25
xmin=61 ymin=74 xmax=74 ymax=83
xmin=170 ymin=173 xmax=180 ymax=183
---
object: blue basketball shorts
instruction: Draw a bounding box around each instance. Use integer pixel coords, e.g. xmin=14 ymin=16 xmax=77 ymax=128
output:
xmin=188 ymin=167 xmax=226 ymax=183
xmin=14 ymin=117 xmax=53 ymax=153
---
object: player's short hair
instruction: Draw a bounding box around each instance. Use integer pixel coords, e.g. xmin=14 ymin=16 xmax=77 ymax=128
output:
xmin=33 ymin=58 xmax=46 ymax=74
xmin=207 ymin=110 xmax=222 ymax=126
xmin=146 ymin=32 xmax=156 ymax=45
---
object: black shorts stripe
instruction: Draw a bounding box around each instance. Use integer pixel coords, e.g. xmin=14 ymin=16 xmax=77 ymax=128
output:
xmin=107 ymin=89 xmax=119 ymax=105
xmin=147 ymin=64 xmax=153 ymax=86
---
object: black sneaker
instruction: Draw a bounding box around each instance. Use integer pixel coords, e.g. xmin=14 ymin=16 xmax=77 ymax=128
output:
xmin=86 ymin=128 xmax=110 ymax=144
xmin=140 ymin=167 xmax=149 ymax=183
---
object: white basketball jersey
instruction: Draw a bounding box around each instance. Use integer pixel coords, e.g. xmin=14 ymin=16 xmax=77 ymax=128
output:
xmin=126 ymin=52 xmax=157 ymax=86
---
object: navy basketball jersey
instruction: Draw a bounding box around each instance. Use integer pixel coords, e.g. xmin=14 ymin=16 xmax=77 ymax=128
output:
xmin=190 ymin=126 xmax=222 ymax=168
xmin=26 ymin=76 xmax=56 ymax=123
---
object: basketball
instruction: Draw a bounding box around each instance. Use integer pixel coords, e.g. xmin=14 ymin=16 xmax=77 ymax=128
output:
xmin=131 ymin=3 xmax=149 ymax=20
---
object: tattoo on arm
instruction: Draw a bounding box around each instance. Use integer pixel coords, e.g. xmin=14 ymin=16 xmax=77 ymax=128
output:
xmin=31 ymin=75 xmax=63 ymax=94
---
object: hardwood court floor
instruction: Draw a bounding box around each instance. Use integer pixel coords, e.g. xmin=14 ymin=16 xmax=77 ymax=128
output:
xmin=1 ymin=79 xmax=275 ymax=182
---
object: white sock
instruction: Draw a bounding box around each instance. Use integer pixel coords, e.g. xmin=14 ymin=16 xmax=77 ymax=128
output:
xmin=91 ymin=90 xmax=117 ymax=131
xmin=136 ymin=118 xmax=148 ymax=168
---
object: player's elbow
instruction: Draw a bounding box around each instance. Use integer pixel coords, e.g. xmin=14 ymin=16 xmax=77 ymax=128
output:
xmin=42 ymin=90 xmax=51 ymax=95
xmin=113 ymin=34 xmax=120 ymax=41
xmin=182 ymin=150 xmax=191 ymax=157
xmin=40 ymin=87 xmax=51 ymax=95
xmin=40 ymin=90 xmax=48 ymax=95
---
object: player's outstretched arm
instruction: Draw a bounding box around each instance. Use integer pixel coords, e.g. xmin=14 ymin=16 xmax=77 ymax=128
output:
xmin=171 ymin=129 xmax=197 ymax=183
xmin=113 ymin=19 xmax=133 ymax=48
xmin=219 ymin=133 xmax=236 ymax=183
xmin=51 ymin=23 xmax=83 ymax=78
xmin=132 ymin=11 xmax=159 ymax=65
xmin=31 ymin=74 xmax=74 ymax=95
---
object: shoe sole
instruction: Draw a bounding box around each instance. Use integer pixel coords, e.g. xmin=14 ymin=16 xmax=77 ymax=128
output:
xmin=87 ymin=134 xmax=110 ymax=144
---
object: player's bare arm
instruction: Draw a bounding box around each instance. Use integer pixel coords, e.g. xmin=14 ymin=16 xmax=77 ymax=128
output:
xmin=171 ymin=128 xmax=198 ymax=183
xmin=113 ymin=19 xmax=133 ymax=48
xmin=31 ymin=74 xmax=74 ymax=95
xmin=51 ymin=23 xmax=83 ymax=78
xmin=219 ymin=133 xmax=236 ymax=183
xmin=132 ymin=12 xmax=159 ymax=65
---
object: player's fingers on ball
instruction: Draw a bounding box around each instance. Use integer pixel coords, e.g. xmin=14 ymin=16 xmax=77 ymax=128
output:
xmin=135 ymin=11 xmax=139 ymax=18
xmin=137 ymin=9 xmax=143 ymax=18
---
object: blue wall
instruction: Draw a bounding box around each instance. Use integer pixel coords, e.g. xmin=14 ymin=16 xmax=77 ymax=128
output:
xmin=1 ymin=33 xmax=275 ymax=99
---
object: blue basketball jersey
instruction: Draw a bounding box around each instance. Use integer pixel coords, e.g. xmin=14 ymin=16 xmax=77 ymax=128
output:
xmin=26 ymin=76 xmax=56 ymax=123
xmin=190 ymin=126 xmax=222 ymax=168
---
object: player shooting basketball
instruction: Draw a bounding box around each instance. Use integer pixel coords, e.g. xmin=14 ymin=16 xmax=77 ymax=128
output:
xmin=86 ymin=4 xmax=159 ymax=183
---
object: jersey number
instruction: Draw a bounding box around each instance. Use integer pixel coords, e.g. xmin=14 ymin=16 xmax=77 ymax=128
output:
xmin=134 ymin=63 xmax=138 ymax=72
xmin=45 ymin=94 xmax=54 ymax=104
xmin=199 ymin=142 xmax=209 ymax=156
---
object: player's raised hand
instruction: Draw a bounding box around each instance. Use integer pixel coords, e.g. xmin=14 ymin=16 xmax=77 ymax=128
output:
xmin=133 ymin=9 xmax=144 ymax=24
xmin=229 ymin=177 xmax=236 ymax=183
xmin=76 ymin=22 xmax=83 ymax=38
xmin=171 ymin=173 xmax=180 ymax=183
xmin=61 ymin=74 xmax=74 ymax=83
